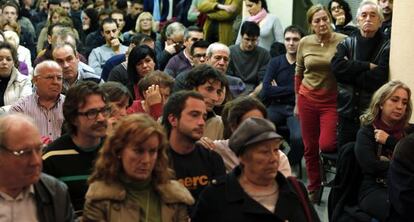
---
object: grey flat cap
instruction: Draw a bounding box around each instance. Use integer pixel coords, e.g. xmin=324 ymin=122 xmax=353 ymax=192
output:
xmin=229 ymin=117 xmax=282 ymax=156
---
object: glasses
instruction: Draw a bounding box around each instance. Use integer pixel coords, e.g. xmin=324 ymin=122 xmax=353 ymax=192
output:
xmin=78 ymin=107 xmax=111 ymax=120
xmin=0 ymin=144 xmax=45 ymax=158
xmin=331 ymin=5 xmax=343 ymax=11
xmin=38 ymin=75 xmax=63 ymax=81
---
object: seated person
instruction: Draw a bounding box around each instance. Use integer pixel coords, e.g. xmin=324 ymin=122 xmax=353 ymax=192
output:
xmin=388 ymin=132 xmax=414 ymax=221
xmin=127 ymin=71 xmax=174 ymax=120
xmin=355 ymin=81 xmax=412 ymax=221
xmin=192 ymin=117 xmax=319 ymax=221
xmin=100 ymin=81 xmax=132 ymax=133
xmin=198 ymin=96 xmax=291 ymax=176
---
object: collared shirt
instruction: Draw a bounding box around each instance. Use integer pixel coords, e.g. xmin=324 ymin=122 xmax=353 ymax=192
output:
xmin=9 ymin=93 xmax=65 ymax=141
xmin=62 ymin=62 xmax=102 ymax=94
xmin=0 ymin=185 xmax=38 ymax=222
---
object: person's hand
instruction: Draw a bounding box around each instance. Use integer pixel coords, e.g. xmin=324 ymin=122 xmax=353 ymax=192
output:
xmin=374 ymin=129 xmax=389 ymax=145
xmin=106 ymin=116 xmax=118 ymax=135
xmin=294 ymin=104 xmax=299 ymax=117
xmin=144 ymin=84 xmax=162 ymax=106
xmin=217 ymin=4 xmax=237 ymax=13
xmin=369 ymin=63 xmax=378 ymax=70
xmin=335 ymin=15 xmax=346 ymax=26
xmin=271 ymin=79 xmax=278 ymax=86
xmin=110 ymin=38 xmax=121 ymax=51
xmin=197 ymin=137 xmax=216 ymax=150
xmin=379 ymin=155 xmax=390 ymax=162
xmin=164 ymin=42 xmax=178 ymax=54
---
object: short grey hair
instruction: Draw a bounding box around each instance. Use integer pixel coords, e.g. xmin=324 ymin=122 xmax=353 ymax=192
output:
xmin=206 ymin=42 xmax=230 ymax=58
xmin=356 ymin=0 xmax=384 ymax=22
xmin=0 ymin=114 xmax=36 ymax=147
xmin=33 ymin=60 xmax=62 ymax=77
xmin=165 ymin=22 xmax=186 ymax=38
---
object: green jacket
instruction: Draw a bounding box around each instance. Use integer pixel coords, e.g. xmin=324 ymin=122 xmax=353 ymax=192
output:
xmin=198 ymin=0 xmax=242 ymax=46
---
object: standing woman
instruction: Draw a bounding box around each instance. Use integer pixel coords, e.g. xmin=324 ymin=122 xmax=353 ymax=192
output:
xmin=235 ymin=0 xmax=284 ymax=51
xmin=0 ymin=41 xmax=32 ymax=113
xmin=328 ymin=0 xmax=358 ymax=36
xmin=294 ymin=4 xmax=346 ymax=202
xmin=355 ymin=80 xmax=412 ymax=221
xmin=83 ymin=114 xmax=194 ymax=221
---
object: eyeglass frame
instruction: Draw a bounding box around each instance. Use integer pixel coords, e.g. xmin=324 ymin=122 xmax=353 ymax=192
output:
xmin=77 ymin=106 xmax=112 ymax=120
xmin=0 ymin=144 xmax=45 ymax=158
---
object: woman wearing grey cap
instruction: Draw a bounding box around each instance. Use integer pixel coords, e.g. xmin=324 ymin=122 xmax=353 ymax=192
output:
xmin=192 ymin=117 xmax=319 ymax=222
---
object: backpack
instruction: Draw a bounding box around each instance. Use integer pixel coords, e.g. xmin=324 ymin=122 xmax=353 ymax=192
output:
xmin=327 ymin=142 xmax=372 ymax=222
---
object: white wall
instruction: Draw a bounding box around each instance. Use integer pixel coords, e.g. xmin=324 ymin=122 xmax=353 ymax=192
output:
xmin=267 ymin=0 xmax=293 ymax=29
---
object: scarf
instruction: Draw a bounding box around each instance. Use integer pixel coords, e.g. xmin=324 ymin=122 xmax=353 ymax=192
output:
xmin=248 ymin=8 xmax=267 ymax=24
xmin=373 ymin=116 xmax=405 ymax=141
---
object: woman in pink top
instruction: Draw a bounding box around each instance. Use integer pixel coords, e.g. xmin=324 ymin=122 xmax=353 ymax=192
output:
xmin=294 ymin=4 xmax=346 ymax=202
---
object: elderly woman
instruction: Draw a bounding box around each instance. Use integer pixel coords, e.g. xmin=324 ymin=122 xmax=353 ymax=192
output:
xmin=198 ymin=96 xmax=291 ymax=176
xmin=294 ymin=4 xmax=346 ymax=202
xmin=83 ymin=114 xmax=194 ymax=221
xmin=235 ymin=0 xmax=284 ymax=51
xmin=192 ymin=117 xmax=319 ymax=222
xmin=0 ymin=41 xmax=32 ymax=113
xmin=355 ymin=80 xmax=412 ymax=221
xmin=327 ymin=0 xmax=358 ymax=36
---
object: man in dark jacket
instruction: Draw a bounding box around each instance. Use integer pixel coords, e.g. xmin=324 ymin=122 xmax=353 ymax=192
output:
xmin=0 ymin=114 xmax=74 ymax=222
xmin=331 ymin=0 xmax=390 ymax=148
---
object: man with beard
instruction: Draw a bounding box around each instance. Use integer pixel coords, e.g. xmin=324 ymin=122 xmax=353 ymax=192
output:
xmin=0 ymin=114 xmax=74 ymax=221
xmin=10 ymin=61 xmax=65 ymax=142
xmin=53 ymin=43 xmax=101 ymax=94
xmin=42 ymin=81 xmax=109 ymax=213
xmin=162 ymin=91 xmax=225 ymax=204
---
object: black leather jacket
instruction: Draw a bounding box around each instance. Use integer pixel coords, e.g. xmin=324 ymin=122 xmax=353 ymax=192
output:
xmin=331 ymin=31 xmax=390 ymax=121
xmin=34 ymin=173 xmax=75 ymax=222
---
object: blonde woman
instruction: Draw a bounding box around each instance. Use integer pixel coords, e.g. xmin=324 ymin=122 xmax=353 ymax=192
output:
xmin=294 ymin=4 xmax=346 ymax=202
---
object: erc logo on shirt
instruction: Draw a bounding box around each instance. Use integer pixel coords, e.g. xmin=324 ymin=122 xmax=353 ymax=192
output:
xmin=178 ymin=175 xmax=209 ymax=190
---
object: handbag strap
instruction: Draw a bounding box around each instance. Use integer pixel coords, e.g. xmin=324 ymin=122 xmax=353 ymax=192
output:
xmin=287 ymin=176 xmax=313 ymax=222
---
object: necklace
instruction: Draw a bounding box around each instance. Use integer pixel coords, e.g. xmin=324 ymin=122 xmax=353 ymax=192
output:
xmin=316 ymin=34 xmax=332 ymax=47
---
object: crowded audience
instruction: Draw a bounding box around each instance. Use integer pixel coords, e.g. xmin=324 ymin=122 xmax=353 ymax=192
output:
xmin=0 ymin=0 xmax=409 ymax=221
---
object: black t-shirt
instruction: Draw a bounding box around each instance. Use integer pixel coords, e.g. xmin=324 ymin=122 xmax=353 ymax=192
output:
xmin=168 ymin=145 xmax=226 ymax=201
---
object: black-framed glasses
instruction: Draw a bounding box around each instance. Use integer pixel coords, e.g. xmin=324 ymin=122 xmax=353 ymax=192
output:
xmin=78 ymin=107 xmax=111 ymax=120
xmin=0 ymin=144 xmax=45 ymax=158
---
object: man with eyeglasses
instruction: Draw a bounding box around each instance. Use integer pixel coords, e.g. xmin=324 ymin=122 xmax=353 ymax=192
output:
xmin=10 ymin=60 xmax=65 ymax=142
xmin=53 ymin=42 xmax=101 ymax=94
xmin=173 ymin=40 xmax=210 ymax=92
xmin=42 ymin=81 xmax=109 ymax=213
xmin=228 ymin=21 xmax=270 ymax=96
xmin=165 ymin=26 xmax=204 ymax=78
xmin=0 ymin=113 xmax=75 ymax=221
